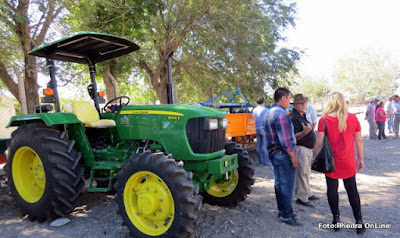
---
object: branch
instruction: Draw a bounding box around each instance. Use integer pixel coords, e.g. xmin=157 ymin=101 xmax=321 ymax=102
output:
xmin=31 ymin=4 xmax=47 ymax=40
xmin=58 ymin=67 xmax=88 ymax=87
xmin=139 ymin=59 xmax=156 ymax=85
xmin=174 ymin=4 xmax=212 ymax=50
xmin=183 ymin=67 xmax=203 ymax=86
xmin=36 ymin=0 xmax=65 ymax=45
xmin=0 ymin=59 xmax=19 ymax=99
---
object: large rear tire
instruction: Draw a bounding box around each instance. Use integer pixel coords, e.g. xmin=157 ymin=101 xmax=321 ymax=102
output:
xmin=4 ymin=123 xmax=84 ymax=221
xmin=114 ymin=152 xmax=201 ymax=237
xmin=202 ymin=141 xmax=255 ymax=207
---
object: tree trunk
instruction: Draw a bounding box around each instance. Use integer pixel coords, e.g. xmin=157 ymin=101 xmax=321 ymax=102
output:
xmin=150 ymin=63 xmax=179 ymax=104
xmin=24 ymin=55 xmax=39 ymax=113
xmin=102 ymin=66 xmax=119 ymax=101
xmin=139 ymin=49 xmax=180 ymax=104
xmin=0 ymin=61 xmax=19 ymax=100
xmin=153 ymin=80 xmax=168 ymax=104
xmin=15 ymin=66 xmax=28 ymax=114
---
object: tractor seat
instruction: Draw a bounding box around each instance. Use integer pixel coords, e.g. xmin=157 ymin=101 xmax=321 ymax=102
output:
xmin=72 ymin=101 xmax=116 ymax=128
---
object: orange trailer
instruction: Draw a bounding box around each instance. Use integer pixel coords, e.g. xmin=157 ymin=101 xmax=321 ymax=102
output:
xmin=201 ymin=88 xmax=257 ymax=145
xmin=226 ymin=113 xmax=256 ymax=144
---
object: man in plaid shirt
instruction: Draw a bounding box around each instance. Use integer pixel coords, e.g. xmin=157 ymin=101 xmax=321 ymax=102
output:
xmin=265 ymin=87 xmax=300 ymax=226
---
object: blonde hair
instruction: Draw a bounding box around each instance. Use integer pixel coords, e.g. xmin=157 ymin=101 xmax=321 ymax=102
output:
xmin=323 ymin=92 xmax=348 ymax=132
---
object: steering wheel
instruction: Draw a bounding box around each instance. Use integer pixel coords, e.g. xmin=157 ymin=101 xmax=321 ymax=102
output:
xmin=103 ymin=96 xmax=130 ymax=113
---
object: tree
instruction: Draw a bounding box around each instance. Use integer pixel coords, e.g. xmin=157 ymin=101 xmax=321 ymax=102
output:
xmin=0 ymin=0 xmax=71 ymax=113
xmin=137 ymin=0 xmax=300 ymax=104
xmin=68 ymin=0 xmax=300 ymax=104
xmin=65 ymin=0 xmax=159 ymax=101
xmin=291 ymin=75 xmax=331 ymax=99
xmin=333 ymin=48 xmax=399 ymax=103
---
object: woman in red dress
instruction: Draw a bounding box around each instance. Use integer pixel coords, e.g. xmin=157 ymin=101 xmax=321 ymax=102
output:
xmin=313 ymin=92 xmax=365 ymax=234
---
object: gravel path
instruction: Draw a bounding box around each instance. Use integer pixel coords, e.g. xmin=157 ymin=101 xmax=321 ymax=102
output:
xmin=0 ymin=108 xmax=399 ymax=237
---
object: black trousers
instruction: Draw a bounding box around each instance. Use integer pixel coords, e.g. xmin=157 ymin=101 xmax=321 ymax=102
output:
xmin=376 ymin=121 xmax=386 ymax=139
xmin=325 ymin=175 xmax=362 ymax=221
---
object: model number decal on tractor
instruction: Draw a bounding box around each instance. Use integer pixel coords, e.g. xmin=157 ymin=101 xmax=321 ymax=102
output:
xmin=168 ymin=116 xmax=181 ymax=120
xmin=120 ymin=110 xmax=184 ymax=117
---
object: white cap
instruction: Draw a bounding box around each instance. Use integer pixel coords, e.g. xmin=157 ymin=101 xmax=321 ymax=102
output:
xmin=367 ymin=97 xmax=374 ymax=102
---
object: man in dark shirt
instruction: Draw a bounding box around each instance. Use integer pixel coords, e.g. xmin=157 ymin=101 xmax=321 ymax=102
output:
xmin=289 ymin=94 xmax=318 ymax=207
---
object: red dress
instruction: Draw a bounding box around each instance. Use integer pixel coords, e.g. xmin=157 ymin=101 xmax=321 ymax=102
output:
xmin=317 ymin=113 xmax=361 ymax=179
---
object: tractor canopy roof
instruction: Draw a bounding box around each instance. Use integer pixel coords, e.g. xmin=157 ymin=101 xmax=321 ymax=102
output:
xmin=29 ymin=32 xmax=140 ymax=65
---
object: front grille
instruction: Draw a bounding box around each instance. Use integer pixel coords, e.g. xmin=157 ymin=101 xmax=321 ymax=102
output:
xmin=186 ymin=118 xmax=225 ymax=154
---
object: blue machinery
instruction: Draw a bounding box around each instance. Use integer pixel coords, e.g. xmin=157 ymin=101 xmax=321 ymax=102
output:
xmin=200 ymin=88 xmax=253 ymax=110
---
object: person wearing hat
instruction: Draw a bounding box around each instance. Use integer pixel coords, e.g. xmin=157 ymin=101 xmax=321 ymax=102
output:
xmin=289 ymin=94 xmax=318 ymax=207
xmin=365 ymin=97 xmax=377 ymax=139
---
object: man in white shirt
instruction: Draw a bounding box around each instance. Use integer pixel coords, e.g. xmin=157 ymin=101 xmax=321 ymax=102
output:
xmin=385 ymin=96 xmax=395 ymax=133
xmin=392 ymin=95 xmax=400 ymax=138
xmin=252 ymin=96 xmax=269 ymax=166
xmin=305 ymin=97 xmax=317 ymax=130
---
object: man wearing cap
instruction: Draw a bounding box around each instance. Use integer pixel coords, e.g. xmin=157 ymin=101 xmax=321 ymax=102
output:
xmin=365 ymin=97 xmax=377 ymax=139
xmin=289 ymin=94 xmax=318 ymax=207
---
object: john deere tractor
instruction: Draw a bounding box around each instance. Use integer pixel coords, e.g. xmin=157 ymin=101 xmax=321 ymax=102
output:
xmin=4 ymin=32 xmax=254 ymax=237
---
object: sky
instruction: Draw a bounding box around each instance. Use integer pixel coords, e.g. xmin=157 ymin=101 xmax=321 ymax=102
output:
xmin=283 ymin=0 xmax=400 ymax=78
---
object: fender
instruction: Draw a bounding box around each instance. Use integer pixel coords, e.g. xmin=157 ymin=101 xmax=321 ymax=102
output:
xmin=6 ymin=113 xmax=81 ymax=128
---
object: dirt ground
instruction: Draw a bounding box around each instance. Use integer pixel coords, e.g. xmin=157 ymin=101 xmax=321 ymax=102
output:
xmin=0 ymin=109 xmax=399 ymax=238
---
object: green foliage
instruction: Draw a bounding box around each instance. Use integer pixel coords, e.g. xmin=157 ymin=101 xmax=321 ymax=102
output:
xmin=65 ymin=0 xmax=157 ymax=75
xmin=291 ymin=75 xmax=331 ymax=99
xmin=333 ymin=48 xmax=399 ymax=103
xmin=62 ymin=0 xmax=160 ymax=100
xmin=64 ymin=0 xmax=300 ymax=104
xmin=156 ymin=0 xmax=300 ymax=103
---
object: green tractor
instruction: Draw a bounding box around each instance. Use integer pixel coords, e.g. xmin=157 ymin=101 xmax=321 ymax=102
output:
xmin=3 ymin=32 xmax=254 ymax=237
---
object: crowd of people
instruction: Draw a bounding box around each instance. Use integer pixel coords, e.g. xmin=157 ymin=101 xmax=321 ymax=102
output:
xmin=366 ymin=95 xmax=400 ymax=140
xmin=252 ymin=88 xmax=365 ymax=234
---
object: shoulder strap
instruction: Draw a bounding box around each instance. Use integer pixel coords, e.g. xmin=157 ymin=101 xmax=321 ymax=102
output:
xmin=323 ymin=117 xmax=328 ymax=136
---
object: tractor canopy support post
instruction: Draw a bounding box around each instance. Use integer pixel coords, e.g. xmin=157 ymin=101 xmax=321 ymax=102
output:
xmin=89 ymin=65 xmax=101 ymax=113
xmin=167 ymin=52 xmax=175 ymax=104
xmin=46 ymin=59 xmax=61 ymax=112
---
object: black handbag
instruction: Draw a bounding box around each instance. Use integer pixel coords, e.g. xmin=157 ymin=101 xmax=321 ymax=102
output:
xmin=311 ymin=118 xmax=335 ymax=173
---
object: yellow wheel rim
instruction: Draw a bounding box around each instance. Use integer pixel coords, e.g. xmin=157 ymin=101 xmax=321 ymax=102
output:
xmin=207 ymin=169 xmax=239 ymax=197
xmin=12 ymin=146 xmax=46 ymax=203
xmin=124 ymin=171 xmax=175 ymax=236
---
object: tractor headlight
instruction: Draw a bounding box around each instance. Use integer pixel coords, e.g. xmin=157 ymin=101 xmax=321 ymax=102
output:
xmin=221 ymin=118 xmax=228 ymax=129
xmin=204 ymin=118 xmax=219 ymax=130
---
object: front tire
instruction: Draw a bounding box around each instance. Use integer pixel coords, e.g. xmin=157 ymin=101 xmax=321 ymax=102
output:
xmin=202 ymin=141 xmax=255 ymax=207
xmin=114 ymin=152 xmax=201 ymax=237
xmin=4 ymin=123 xmax=84 ymax=221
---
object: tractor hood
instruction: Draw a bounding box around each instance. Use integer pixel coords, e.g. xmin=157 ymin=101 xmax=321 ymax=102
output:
xmin=28 ymin=32 xmax=140 ymax=64
xmin=120 ymin=104 xmax=226 ymax=118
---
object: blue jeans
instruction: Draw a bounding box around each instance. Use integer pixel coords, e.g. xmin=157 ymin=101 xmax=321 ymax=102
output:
xmin=387 ymin=116 xmax=394 ymax=132
xmin=256 ymin=129 xmax=269 ymax=165
xmin=270 ymin=153 xmax=297 ymax=219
